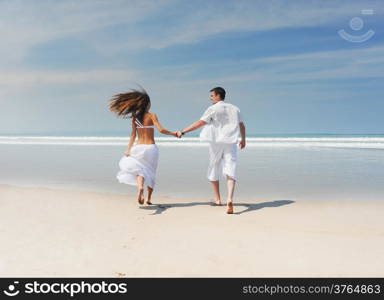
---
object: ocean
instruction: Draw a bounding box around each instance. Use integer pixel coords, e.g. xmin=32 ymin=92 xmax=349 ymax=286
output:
xmin=1 ymin=135 xmax=384 ymax=201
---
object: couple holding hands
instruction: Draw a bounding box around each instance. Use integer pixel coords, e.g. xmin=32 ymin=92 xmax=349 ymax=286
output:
xmin=109 ymin=86 xmax=246 ymax=214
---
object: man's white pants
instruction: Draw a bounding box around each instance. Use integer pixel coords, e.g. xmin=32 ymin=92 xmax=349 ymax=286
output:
xmin=207 ymin=142 xmax=237 ymax=181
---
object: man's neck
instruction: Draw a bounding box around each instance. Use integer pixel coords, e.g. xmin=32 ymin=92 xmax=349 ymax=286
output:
xmin=213 ymin=100 xmax=224 ymax=104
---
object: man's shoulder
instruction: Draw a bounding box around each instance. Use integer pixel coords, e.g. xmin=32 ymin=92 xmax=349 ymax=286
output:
xmin=203 ymin=105 xmax=214 ymax=112
xmin=224 ymin=102 xmax=241 ymax=111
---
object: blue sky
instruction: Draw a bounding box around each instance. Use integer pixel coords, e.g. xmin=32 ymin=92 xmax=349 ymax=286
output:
xmin=0 ymin=0 xmax=383 ymax=136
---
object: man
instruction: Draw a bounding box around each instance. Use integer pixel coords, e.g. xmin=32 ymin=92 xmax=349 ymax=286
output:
xmin=177 ymin=87 xmax=246 ymax=214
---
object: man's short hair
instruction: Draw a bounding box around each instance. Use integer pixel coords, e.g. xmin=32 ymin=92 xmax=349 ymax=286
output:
xmin=210 ymin=87 xmax=226 ymax=100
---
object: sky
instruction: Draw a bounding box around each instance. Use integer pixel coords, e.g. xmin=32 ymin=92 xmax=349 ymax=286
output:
xmin=0 ymin=0 xmax=383 ymax=136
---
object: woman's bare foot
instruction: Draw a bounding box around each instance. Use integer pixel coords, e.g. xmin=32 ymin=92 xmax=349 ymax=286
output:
xmin=137 ymin=188 xmax=144 ymax=205
xmin=211 ymin=199 xmax=222 ymax=206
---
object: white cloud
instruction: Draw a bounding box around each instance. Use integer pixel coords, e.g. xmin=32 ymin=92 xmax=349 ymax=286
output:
xmin=0 ymin=69 xmax=137 ymax=87
xmin=251 ymin=45 xmax=384 ymax=81
xmin=0 ymin=1 xmax=382 ymax=102
xmin=144 ymin=0 xmax=384 ymax=49
xmin=0 ymin=0 xmax=174 ymax=65
xmin=1 ymin=0 xmax=382 ymax=64
xmin=175 ymin=44 xmax=384 ymax=84
xmin=1 ymin=42 xmax=382 ymax=97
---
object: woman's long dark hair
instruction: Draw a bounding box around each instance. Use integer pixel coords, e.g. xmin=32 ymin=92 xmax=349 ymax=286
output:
xmin=108 ymin=88 xmax=150 ymax=122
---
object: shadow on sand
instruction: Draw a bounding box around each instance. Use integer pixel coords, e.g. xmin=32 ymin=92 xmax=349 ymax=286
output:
xmin=140 ymin=200 xmax=295 ymax=215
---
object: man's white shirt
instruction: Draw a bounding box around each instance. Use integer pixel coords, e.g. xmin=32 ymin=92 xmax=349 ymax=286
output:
xmin=199 ymin=100 xmax=243 ymax=144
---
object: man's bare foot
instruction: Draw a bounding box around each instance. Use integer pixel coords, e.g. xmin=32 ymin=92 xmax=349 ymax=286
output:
xmin=145 ymin=198 xmax=153 ymax=205
xmin=226 ymin=202 xmax=233 ymax=214
xmin=137 ymin=189 xmax=144 ymax=205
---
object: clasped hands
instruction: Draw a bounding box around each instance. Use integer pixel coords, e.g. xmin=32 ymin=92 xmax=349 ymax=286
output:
xmin=175 ymin=131 xmax=183 ymax=138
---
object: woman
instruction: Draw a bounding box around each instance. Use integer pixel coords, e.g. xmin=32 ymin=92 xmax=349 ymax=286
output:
xmin=109 ymin=88 xmax=177 ymax=205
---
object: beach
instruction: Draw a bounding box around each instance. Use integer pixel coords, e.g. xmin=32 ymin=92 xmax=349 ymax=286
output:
xmin=1 ymin=183 xmax=383 ymax=277
xmin=1 ymin=136 xmax=384 ymax=277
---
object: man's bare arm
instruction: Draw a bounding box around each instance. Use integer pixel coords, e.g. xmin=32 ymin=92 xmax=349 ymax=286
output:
xmin=239 ymin=122 xmax=246 ymax=149
xmin=180 ymin=120 xmax=206 ymax=135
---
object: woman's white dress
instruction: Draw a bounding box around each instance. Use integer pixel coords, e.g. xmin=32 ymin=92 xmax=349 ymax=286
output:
xmin=117 ymin=144 xmax=159 ymax=189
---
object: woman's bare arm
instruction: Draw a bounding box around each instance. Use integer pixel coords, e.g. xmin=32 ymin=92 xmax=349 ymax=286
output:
xmin=151 ymin=113 xmax=177 ymax=137
xmin=125 ymin=118 xmax=137 ymax=155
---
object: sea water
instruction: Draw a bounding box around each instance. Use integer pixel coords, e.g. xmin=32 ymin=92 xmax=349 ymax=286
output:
xmin=1 ymin=135 xmax=384 ymax=201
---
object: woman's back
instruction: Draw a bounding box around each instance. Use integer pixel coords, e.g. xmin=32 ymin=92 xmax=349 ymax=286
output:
xmin=135 ymin=113 xmax=156 ymax=144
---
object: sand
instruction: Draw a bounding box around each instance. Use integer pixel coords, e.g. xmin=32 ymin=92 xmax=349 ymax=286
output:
xmin=1 ymin=184 xmax=383 ymax=277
